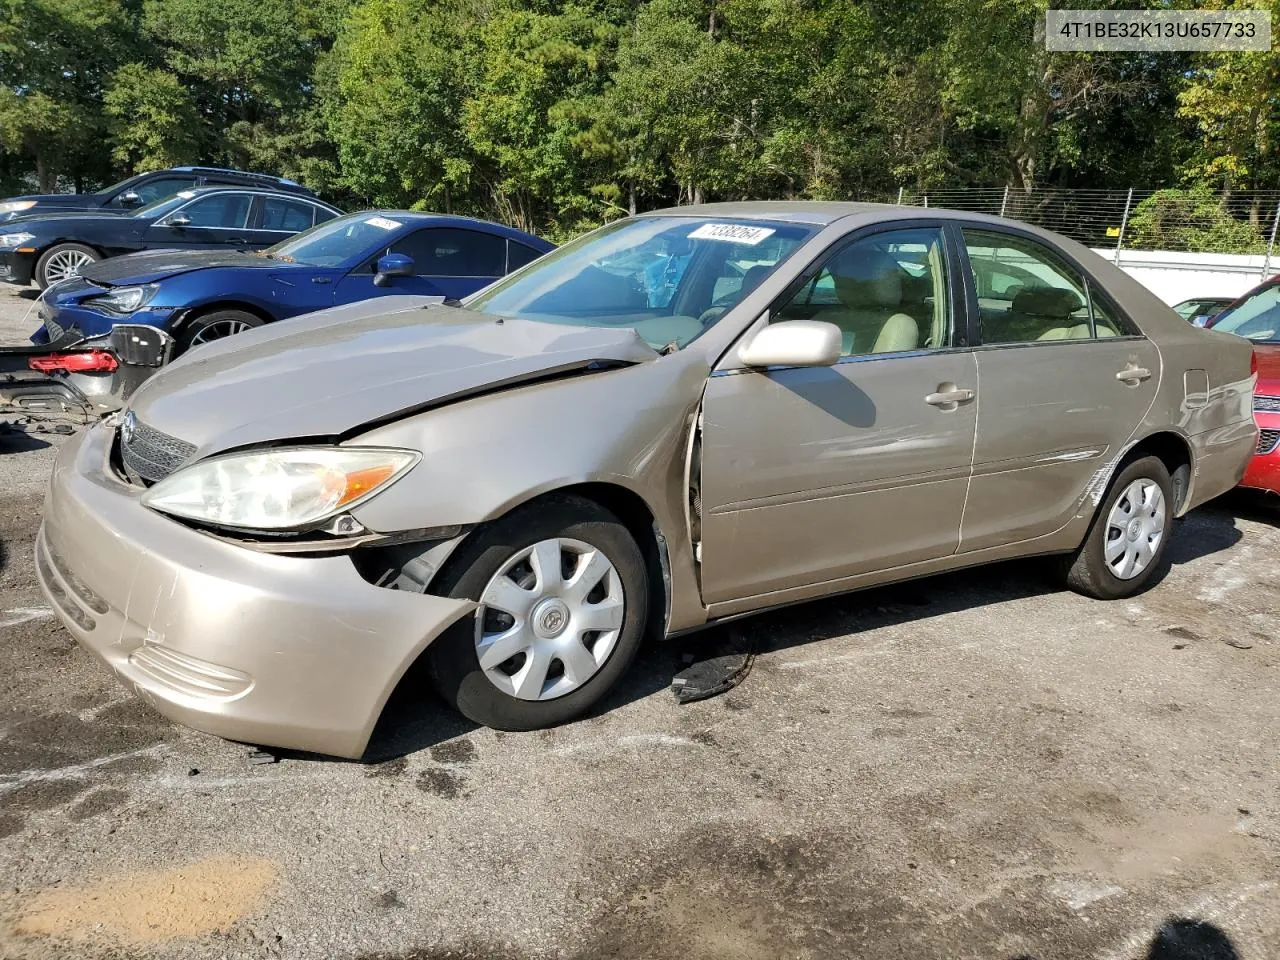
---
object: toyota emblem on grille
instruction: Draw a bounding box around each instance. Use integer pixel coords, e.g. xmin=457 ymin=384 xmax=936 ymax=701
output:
xmin=121 ymin=411 xmax=137 ymax=445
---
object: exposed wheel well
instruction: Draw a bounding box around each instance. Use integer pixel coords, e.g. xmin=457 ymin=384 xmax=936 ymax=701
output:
xmin=1122 ymin=431 xmax=1193 ymax=512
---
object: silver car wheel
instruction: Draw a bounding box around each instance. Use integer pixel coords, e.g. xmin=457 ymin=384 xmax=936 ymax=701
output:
xmin=475 ymin=537 xmax=625 ymax=701
xmin=43 ymin=249 xmax=94 ymax=284
xmin=1103 ymin=478 xmax=1166 ymax=580
xmin=189 ymin=319 xmax=253 ymax=346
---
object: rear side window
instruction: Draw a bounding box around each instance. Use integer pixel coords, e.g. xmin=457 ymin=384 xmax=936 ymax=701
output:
xmin=391 ymin=228 xmax=506 ymax=277
xmin=963 ymin=229 xmax=1103 ymax=343
xmin=507 ymin=240 xmax=543 ymax=272
xmin=261 ymin=197 xmax=316 ymax=232
xmin=179 ymin=193 xmax=252 ymax=228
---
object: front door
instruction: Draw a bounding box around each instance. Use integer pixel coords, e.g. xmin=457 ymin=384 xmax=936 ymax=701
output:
xmin=144 ymin=192 xmax=255 ymax=251
xmin=956 ymin=226 xmax=1161 ymax=551
xmin=699 ymin=225 xmax=979 ymax=605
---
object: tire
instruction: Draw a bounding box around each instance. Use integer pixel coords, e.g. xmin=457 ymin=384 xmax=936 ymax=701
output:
xmin=177 ymin=309 xmax=265 ymax=354
xmin=1061 ymin=455 xmax=1174 ymax=600
xmin=34 ymin=243 xmax=99 ymax=289
xmin=423 ymin=495 xmax=649 ymax=730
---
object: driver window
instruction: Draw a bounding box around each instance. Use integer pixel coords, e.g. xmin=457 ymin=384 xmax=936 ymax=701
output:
xmin=178 ymin=193 xmax=252 ymax=228
xmin=774 ymin=227 xmax=952 ymax=357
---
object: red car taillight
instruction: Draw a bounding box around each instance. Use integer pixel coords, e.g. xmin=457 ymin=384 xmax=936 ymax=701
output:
xmin=28 ymin=351 xmax=119 ymax=374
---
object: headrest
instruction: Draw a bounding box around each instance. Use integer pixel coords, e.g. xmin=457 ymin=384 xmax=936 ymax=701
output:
xmin=738 ymin=264 xmax=771 ymax=297
xmin=1012 ymin=287 xmax=1082 ymax=319
xmin=830 ymin=249 xmax=902 ymax=309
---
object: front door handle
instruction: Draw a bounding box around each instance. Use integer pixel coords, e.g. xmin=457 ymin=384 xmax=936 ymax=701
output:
xmin=1116 ymin=366 xmax=1152 ymax=384
xmin=925 ymin=387 xmax=975 ymax=408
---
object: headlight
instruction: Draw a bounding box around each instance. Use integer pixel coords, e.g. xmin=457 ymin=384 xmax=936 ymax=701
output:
xmin=0 ymin=232 xmax=34 ymax=248
xmin=89 ymin=284 xmax=158 ymax=314
xmin=0 ymin=200 xmax=37 ymax=214
xmin=141 ymin=446 xmax=420 ymax=531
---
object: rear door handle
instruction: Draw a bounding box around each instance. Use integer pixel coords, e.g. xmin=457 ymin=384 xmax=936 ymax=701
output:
xmin=1116 ymin=366 xmax=1152 ymax=384
xmin=925 ymin=388 xmax=974 ymax=407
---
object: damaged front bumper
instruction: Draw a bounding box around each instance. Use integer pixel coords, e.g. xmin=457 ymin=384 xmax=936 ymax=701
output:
xmin=36 ymin=421 xmax=477 ymax=758
xmin=1 ymin=323 xmax=173 ymax=430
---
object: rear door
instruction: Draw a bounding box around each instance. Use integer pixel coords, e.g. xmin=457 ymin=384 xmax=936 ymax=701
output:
xmin=143 ymin=192 xmax=255 ymax=251
xmin=956 ymin=225 xmax=1161 ymax=551
xmin=246 ymin=195 xmax=325 ymax=248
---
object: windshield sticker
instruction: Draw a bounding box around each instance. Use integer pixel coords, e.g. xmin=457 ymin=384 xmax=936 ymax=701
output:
xmin=176 ymin=190 xmax=196 ymax=199
xmin=688 ymin=223 xmax=776 ymax=245
xmin=365 ymin=216 xmax=402 ymax=230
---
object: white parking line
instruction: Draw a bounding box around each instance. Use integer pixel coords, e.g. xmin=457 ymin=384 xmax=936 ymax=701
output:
xmin=0 ymin=745 xmax=166 ymax=794
xmin=0 ymin=607 xmax=54 ymax=629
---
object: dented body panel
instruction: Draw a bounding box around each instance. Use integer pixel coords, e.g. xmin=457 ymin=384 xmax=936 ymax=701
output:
xmin=38 ymin=202 xmax=1257 ymax=757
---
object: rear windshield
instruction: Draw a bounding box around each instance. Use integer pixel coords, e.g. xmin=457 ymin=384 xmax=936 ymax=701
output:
xmin=465 ymin=216 xmax=817 ymax=350
xmin=1212 ymin=285 xmax=1280 ymax=343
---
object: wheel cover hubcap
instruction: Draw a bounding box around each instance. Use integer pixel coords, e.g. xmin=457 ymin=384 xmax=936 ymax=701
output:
xmin=475 ymin=537 xmax=625 ymax=701
xmin=45 ymin=250 xmax=93 ymax=283
xmin=1104 ymin=478 xmax=1166 ymax=580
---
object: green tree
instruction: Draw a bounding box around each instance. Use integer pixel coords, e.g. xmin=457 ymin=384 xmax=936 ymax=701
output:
xmin=103 ymin=63 xmax=203 ymax=170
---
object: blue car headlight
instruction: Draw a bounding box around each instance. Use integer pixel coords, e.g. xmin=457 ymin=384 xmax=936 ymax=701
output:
xmin=0 ymin=231 xmax=35 ymax=248
xmin=88 ymin=284 xmax=160 ymax=314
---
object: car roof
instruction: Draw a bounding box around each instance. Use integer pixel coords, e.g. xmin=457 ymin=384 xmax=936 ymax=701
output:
xmin=173 ymin=186 xmax=340 ymax=210
xmin=639 ymin=200 xmax=898 ymax=225
xmin=347 ymin=211 xmax=552 ymax=243
xmin=170 ymin=166 xmax=303 ymax=187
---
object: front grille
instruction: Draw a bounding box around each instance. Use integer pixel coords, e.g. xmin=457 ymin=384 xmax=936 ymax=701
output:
xmin=1257 ymin=429 xmax=1280 ymax=455
xmin=120 ymin=418 xmax=195 ymax=483
xmin=1255 ymin=395 xmax=1280 ymax=413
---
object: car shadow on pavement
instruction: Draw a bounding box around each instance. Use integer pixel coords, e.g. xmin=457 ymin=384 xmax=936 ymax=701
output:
xmin=603 ymin=502 xmax=1250 ymax=719
xmin=0 ymin=428 xmax=51 ymax=455
xmin=259 ymin=503 xmax=1253 ymax=766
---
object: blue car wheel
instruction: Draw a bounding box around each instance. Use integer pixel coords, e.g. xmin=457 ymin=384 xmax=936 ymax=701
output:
xmin=180 ymin=308 xmax=265 ymax=353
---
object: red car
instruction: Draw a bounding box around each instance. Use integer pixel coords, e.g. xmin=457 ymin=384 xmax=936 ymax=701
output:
xmin=1209 ymin=277 xmax=1280 ymax=492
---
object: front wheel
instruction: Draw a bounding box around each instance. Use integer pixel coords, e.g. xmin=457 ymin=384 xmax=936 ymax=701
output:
xmin=1061 ymin=455 xmax=1174 ymax=600
xmin=177 ymin=309 xmax=264 ymax=354
xmin=423 ymin=495 xmax=649 ymax=730
xmin=34 ymin=243 xmax=99 ymax=289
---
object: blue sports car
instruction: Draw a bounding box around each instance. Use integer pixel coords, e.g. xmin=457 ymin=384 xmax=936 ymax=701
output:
xmin=1 ymin=211 xmax=554 ymax=426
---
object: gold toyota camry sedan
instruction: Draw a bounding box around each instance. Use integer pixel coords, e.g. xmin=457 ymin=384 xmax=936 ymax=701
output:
xmin=36 ymin=202 xmax=1257 ymax=757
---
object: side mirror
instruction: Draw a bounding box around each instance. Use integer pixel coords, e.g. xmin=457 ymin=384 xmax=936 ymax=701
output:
xmin=374 ymin=253 xmax=414 ymax=287
xmin=739 ymin=319 xmax=842 ymax=368
xmin=163 ymin=213 xmax=191 ymax=228
xmin=119 ymin=191 xmax=142 ymax=207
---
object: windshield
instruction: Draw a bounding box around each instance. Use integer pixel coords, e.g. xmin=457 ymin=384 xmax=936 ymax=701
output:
xmin=465 ymin=216 xmax=817 ymax=350
xmin=264 ymin=212 xmax=405 ymax=266
xmin=1211 ymin=286 xmax=1280 ymax=343
xmin=95 ymin=173 xmax=142 ymax=197
xmin=131 ymin=192 xmax=196 ymax=219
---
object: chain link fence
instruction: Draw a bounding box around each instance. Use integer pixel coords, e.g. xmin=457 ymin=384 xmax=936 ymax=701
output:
xmin=878 ymin=186 xmax=1280 ymax=274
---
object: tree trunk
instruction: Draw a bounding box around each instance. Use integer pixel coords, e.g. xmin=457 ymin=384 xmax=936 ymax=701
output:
xmin=628 ymin=179 xmax=636 ymax=216
xmin=36 ymin=153 xmax=52 ymax=193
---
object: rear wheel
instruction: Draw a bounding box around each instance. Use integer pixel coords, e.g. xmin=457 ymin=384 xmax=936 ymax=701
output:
xmin=422 ymin=495 xmax=649 ymax=730
xmin=1061 ymin=455 xmax=1174 ymax=599
xmin=178 ymin=309 xmax=264 ymax=353
xmin=34 ymin=243 xmax=99 ymax=289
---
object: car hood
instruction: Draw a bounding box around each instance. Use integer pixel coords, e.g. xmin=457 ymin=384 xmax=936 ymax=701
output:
xmin=127 ymin=296 xmax=661 ymax=457
xmin=2 ymin=212 xmax=131 ymax=233
xmin=81 ymin=249 xmax=276 ymax=285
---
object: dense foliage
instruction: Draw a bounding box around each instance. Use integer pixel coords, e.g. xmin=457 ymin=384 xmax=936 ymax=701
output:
xmin=1 ymin=0 xmax=1276 ymax=240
